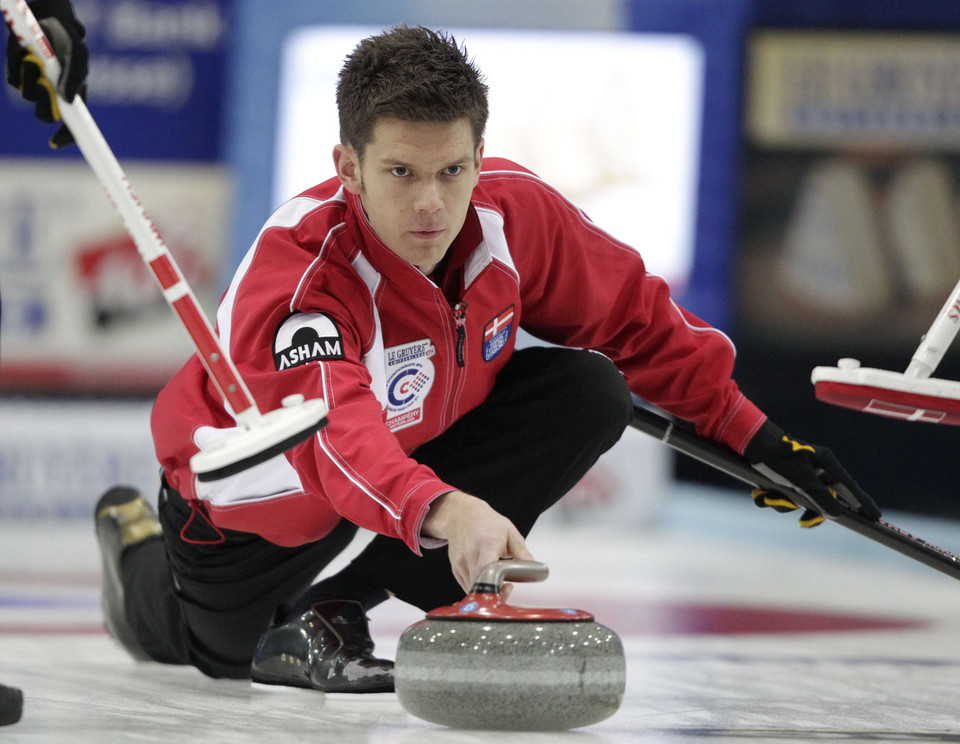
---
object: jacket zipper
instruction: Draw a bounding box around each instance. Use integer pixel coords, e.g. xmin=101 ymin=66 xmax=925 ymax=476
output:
xmin=452 ymin=301 xmax=468 ymax=368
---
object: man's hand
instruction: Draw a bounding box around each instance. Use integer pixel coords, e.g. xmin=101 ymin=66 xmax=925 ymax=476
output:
xmin=744 ymin=420 xmax=881 ymax=528
xmin=422 ymin=490 xmax=534 ymax=595
xmin=5 ymin=0 xmax=88 ymax=148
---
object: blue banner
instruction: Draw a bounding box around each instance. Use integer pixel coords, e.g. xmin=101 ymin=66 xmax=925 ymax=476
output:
xmin=1 ymin=0 xmax=227 ymax=160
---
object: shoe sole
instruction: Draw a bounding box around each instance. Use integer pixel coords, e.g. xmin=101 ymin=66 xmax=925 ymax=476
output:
xmin=250 ymin=679 xmax=395 ymax=694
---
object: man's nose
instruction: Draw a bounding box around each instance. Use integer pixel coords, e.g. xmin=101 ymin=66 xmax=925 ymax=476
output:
xmin=413 ymin=180 xmax=442 ymax=212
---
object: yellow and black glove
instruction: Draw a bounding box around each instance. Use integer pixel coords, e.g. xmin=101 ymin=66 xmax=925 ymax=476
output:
xmin=5 ymin=0 xmax=88 ymax=148
xmin=743 ymin=420 xmax=881 ymax=528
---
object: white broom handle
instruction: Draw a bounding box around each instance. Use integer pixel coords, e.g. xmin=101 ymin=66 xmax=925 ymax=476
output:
xmin=904 ymin=276 xmax=960 ymax=379
xmin=2 ymin=0 xmax=263 ymax=425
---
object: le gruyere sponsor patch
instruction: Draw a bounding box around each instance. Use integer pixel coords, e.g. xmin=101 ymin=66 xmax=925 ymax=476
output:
xmin=273 ymin=312 xmax=345 ymax=370
xmin=385 ymin=338 xmax=436 ymax=431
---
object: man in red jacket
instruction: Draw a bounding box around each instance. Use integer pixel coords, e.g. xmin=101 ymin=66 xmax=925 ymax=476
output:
xmin=9 ymin=8 xmax=879 ymax=693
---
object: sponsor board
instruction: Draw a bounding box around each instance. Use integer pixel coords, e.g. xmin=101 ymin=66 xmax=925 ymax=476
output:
xmin=0 ymin=161 xmax=229 ymax=393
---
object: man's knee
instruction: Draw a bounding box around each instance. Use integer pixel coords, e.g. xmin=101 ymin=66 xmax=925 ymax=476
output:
xmin=559 ymin=350 xmax=633 ymax=438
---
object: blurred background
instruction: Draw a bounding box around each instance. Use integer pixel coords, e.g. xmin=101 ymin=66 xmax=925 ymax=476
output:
xmin=1 ymin=0 xmax=960 ymax=525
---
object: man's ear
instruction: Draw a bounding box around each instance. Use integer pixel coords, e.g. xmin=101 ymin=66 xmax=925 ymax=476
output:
xmin=333 ymin=144 xmax=363 ymax=194
xmin=473 ymin=139 xmax=485 ymax=186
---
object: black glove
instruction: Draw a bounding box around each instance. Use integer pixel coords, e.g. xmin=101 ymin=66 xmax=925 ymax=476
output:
xmin=5 ymin=0 xmax=88 ymax=148
xmin=743 ymin=420 xmax=881 ymax=528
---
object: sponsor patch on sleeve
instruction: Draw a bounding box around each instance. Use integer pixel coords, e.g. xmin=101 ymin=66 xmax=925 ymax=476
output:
xmin=273 ymin=312 xmax=345 ymax=371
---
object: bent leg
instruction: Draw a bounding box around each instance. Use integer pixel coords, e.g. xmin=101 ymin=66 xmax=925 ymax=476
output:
xmin=122 ymin=483 xmax=358 ymax=678
xmin=348 ymin=347 xmax=633 ymax=610
xmin=119 ymin=535 xmax=189 ymax=664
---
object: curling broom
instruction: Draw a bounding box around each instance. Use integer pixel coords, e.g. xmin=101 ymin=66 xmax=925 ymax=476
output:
xmin=812 ymin=276 xmax=960 ymax=425
xmin=630 ymin=405 xmax=960 ymax=582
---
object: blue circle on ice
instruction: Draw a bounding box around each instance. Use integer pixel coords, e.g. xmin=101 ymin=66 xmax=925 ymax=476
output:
xmin=459 ymin=602 xmax=479 ymax=613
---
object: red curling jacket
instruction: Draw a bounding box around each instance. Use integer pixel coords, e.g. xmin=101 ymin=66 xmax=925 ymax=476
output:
xmin=151 ymin=158 xmax=766 ymax=552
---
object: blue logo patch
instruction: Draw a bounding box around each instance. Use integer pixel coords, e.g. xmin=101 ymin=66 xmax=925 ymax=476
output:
xmin=482 ymin=305 xmax=515 ymax=362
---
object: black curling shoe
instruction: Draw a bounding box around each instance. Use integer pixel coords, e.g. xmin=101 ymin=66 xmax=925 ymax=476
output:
xmin=95 ymin=486 xmax=162 ymax=661
xmin=250 ymin=600 xmax=395 ymax=693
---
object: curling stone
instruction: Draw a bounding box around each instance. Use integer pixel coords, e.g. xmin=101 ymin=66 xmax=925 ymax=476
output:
xmin=395 ymin=559 xmax=625 ymax=731
xmin=0 ymin=684 xmax=22 ymax=726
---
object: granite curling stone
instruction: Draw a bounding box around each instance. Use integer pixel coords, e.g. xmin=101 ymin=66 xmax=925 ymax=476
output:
xmin=395 ymin=559 xmax=625 ymax=731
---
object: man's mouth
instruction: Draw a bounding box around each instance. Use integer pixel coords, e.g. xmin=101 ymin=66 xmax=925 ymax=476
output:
xmin=412 ymin=229 xmax=444 ymax=239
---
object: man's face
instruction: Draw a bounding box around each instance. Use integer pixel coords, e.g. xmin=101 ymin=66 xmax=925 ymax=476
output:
xmin=334 ymin=117 xmax=483 ymax=275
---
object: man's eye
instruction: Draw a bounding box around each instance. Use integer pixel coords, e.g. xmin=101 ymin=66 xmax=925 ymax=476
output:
xmin=445 ymin=166 xmax=463 ymax=176
xmin=391 ymin=167 xmax=409 ymax=177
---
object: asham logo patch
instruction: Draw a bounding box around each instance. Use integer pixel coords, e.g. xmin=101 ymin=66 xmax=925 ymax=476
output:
xmin=273 ymin=313 xmax=345 ymax=371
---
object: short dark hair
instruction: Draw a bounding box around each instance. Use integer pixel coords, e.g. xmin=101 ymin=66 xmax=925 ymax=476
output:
xmin=336 ymin=25 xmax=489 ymax=158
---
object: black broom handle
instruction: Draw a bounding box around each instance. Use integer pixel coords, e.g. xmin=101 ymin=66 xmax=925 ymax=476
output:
xmin=630 ymin=405 xmax=960 ymax=582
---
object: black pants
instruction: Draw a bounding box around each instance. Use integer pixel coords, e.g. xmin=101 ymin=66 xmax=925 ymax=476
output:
xmin=122 ymin=347 xmax=633 ymax=678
